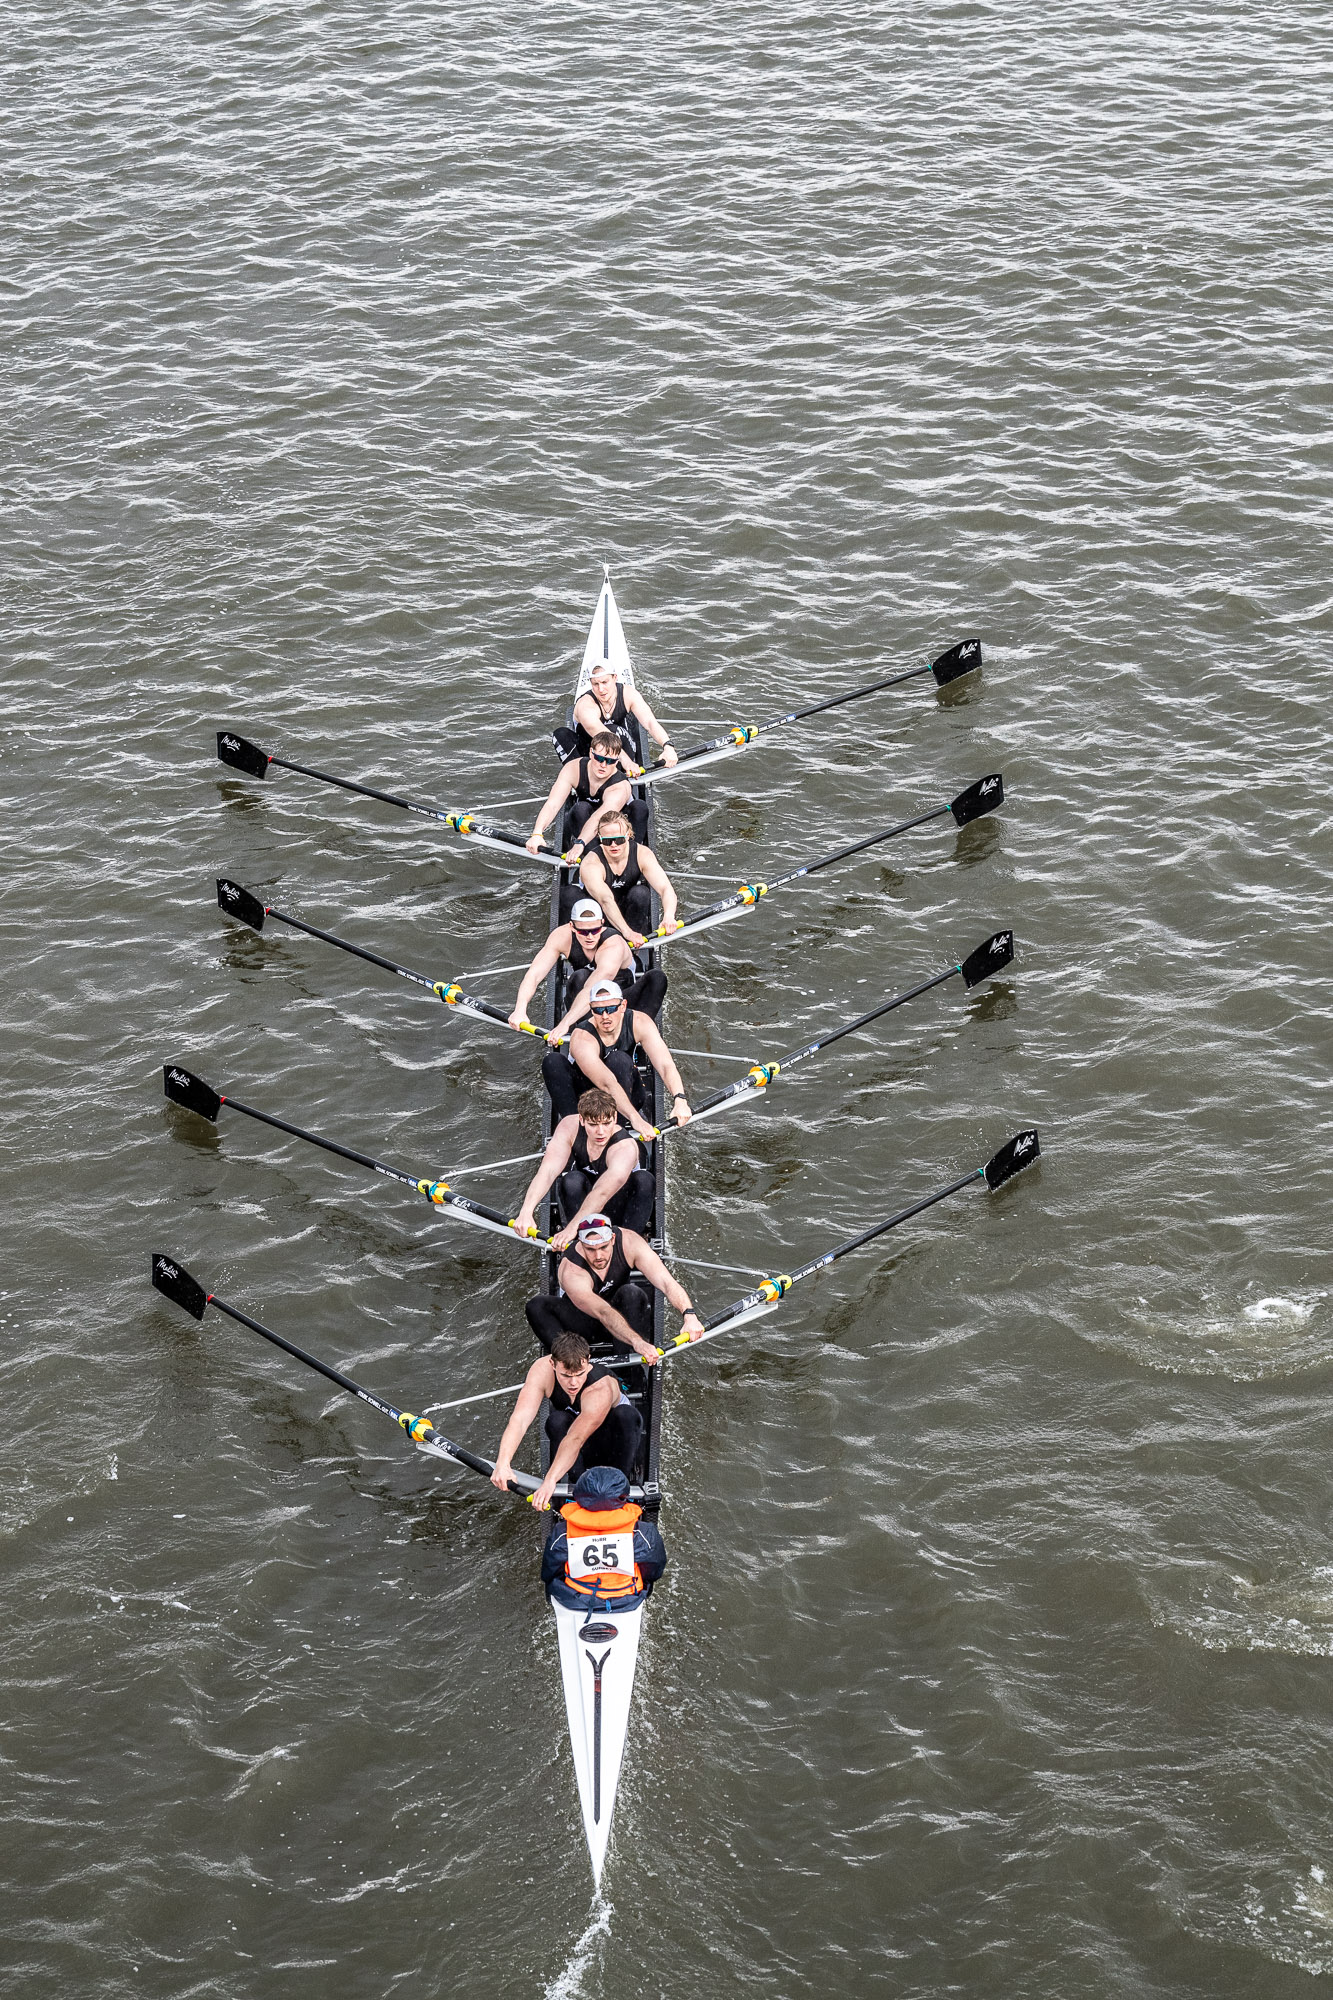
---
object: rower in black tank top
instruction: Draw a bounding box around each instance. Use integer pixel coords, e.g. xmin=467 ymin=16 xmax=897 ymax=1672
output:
xmin=569 ymin=1121 xmax=637 ymax=1183
xmin=547 ymin=1359 xmax=619 ymax=1417
xmin=575 ymin=685 xmax=637 ymax=760
xmin=591 ymin=835 xmax=643 ymax=911
xmin=571 ymin=756 xmax=622 ymax=806
xmin=562 ymin=1229 xmax=634 ymax=1299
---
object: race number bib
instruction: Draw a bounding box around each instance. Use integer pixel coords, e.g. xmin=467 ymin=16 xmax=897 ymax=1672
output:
xmin=568 ymin=1531 xmax=635 ymax=1580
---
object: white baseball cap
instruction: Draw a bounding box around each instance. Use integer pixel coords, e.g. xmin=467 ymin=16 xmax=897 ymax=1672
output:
xmin=587 ymin=979 xmax=624 ymax=1004
xmin=576 ymin=1213 xmax=616 ymax=1245
xmin=571 ymin=900 xmax=604 ymax=924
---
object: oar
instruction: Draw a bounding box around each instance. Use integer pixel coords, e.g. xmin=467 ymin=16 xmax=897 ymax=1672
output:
xmin=149 ymin=1254 xmax=576 ymax=1501
xmin=658 ymin=1127 xmax=1041 ymax=1354
xmin=215 ymin=878 xmax=570 ymax=1047
xmin=638 ymin=639 xmax=982 ymax=786
xmin=161 ymin=1062 xmax=545 ymax=1247
xmin=654 ymin=773 xmax=1004 ymax=949
xmin=668 ymin=929 xmax=1015 ymax=1130
xmin=215 ymin=731 xmax=567 ymax=868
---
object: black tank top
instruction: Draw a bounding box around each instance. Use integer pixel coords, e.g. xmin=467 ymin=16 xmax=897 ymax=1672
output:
xmin=591 ymin=836 xmax=643 ymax=914
xmin=571 ymin=756 xmax=621 ymax=806
xmin=570 ymin=1123 xmax=637 ymax=1181
xmin=547 ymin=1360 xmax=617 ymax=1416
xmin=565 ymin=928 xmax=637 ymax=992
xmin=575 ymin=685 xmax=636 ymax=760
xmin=562 ymin=1230 xmax=633 ymax=1298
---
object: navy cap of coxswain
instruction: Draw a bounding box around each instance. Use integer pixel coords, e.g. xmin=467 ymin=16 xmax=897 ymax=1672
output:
xmin=573 ymin=1466 xmax=631 ymax=1510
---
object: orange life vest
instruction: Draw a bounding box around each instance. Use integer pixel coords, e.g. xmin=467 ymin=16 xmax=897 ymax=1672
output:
xmin=559 ymin=1499 xmax=644 ymax=1601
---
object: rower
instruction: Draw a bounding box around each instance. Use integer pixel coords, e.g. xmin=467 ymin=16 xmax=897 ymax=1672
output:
xmin=540 ymin=1465 xmax=668 ymax=1604
xmin=491 ymin=1332 xmax=644 ymax=1513
xmin=573 ymin=811 xmax=679 ymax=946
xmin=541 ymin=978 xmax=691 ymax=1136
xmin=527 ymin=732 xmax=637 ymax=857
xmin=511 ymin=1089 xmax=654 ymax=1246
xmin=524 ymin=1212 xmax=703 ymax=1363
xmin=569 ymin=662 xmax=679 ymax=770
xmin=508 ymin=899 xmax=666 ymax=1041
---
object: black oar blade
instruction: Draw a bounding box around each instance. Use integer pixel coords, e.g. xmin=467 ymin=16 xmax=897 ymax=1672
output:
xmin=960 ymin=929 xmax=1014 ymax=989
xmin=163 ymin=1063 xmax=222 ymax=1122
xmin=216 ymin=731 xmax=270 ymax=779
xmin=152 ymin=1253 xmax=209 ymax=1321
xmin=216 ymin=877 xmax=266 ymax=932
xmin=984 ymin=1128 xmax=1040 ymax=1190
xmin=949 ymin=773 xmax=1004 ymax=826
xmin=931 ymin=638 xmax=983 ymax=686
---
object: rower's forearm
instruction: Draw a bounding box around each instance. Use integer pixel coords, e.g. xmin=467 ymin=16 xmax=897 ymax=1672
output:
xmin=495 ymin=1413 xmax=529 ymax=1464
xmin=659 ymin=1054 xmax=686 ymax=1100
xmin=548 ymin=1421 xmax=596 ymax=1489
xmin=595 ymin=1303 xmax=642 ymax=1351
xmin=519 ymin=1159 xmax=561 ymax=1211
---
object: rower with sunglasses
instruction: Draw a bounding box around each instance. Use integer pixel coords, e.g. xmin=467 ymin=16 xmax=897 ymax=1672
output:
xmin=524 ymin=1213 xmax=704 ymax=1365
xmin=541 ymin=978 xmax=691 ymax=1138
xmin=510 ymin=1087 xmax=654 ymax=1247
xmin=508 ymin=899 xmax=667 ymax=1041
xmin=575 ymin=811 xmax=679 ymax=947
xmin=526 ymin=731 xmax=638 ymax=858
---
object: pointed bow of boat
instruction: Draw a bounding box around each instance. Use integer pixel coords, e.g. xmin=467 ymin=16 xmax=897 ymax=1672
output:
xmin=575 ymin=571 xmax=636 ymax=696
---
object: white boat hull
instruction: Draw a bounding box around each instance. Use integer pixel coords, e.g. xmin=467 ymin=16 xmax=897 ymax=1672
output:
xmin=551 ymin=1592 xmax=644 ymax=1886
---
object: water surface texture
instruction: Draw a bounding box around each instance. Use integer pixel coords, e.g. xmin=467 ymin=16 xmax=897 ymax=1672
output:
xmin=4 ymin=3 xmax=1331 ymax=1995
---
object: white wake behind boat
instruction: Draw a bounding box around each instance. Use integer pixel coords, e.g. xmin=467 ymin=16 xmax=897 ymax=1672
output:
xmin=551 ymin=1595 xmax=645 ymax=1888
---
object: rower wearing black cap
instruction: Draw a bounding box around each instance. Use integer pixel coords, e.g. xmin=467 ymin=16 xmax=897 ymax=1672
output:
xmin=511 ymin=1088 xmax=654 ymax=1246
xmin=541 ymin=977 xmax=691 ymax=1138
xmin=508 ymin=899 xmax=666 ymax=1042
xmin=524 ymin=1212 xmax=703 ymax=1364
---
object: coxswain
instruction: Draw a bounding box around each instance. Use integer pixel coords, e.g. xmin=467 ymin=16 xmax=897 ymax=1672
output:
xmin=491 ymin=1332 xmax=644 ymax=1511
xmin=508 ymin=899 xmax=666 ymax=1041
xmin=512 ymin=1088 xmax=654 ymax=1246
xmin=540 ymin=1465 xmax=668 ymax=1602
xmin=527 ymin=731 xmax=637 ymax=857
xmin=524 ymin=1212 xmax=703 ymax=1363
xmin=541 ymin=978 xmax=691 ymax=1137
xmin=570 ymin=662 xmax=678 ymax=770
xmin=575 ymin=811 xmax=679 ymax=945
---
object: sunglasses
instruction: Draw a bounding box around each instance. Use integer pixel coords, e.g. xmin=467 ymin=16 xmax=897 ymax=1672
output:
xmin=590 ymin=1002 xmax=624 ymax=1015
xmin=572 ymin=923 xmax=604 ymax=938
xmin=600 ymin=835 xmax=629 ymax=847
xmin=590 ymin=752 xmax=618 ymax=765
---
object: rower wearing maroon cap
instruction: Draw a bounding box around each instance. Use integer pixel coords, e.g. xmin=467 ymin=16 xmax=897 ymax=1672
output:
xmin=524 ymin=1211 xmax=704 ymax=1364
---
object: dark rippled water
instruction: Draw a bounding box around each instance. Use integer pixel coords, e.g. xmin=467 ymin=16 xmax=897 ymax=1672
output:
xmin=5 ymin=3 xmax=1331 ymax=1993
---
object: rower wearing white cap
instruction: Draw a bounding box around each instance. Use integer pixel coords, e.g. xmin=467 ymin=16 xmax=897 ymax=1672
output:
xmin=541 ymin=977 xmax=692 ymax=1137
xmin=524 ymin=1213 xmax=704 ymax=1363
xmin=508 ymin=900 xmax=666 ymax=1042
